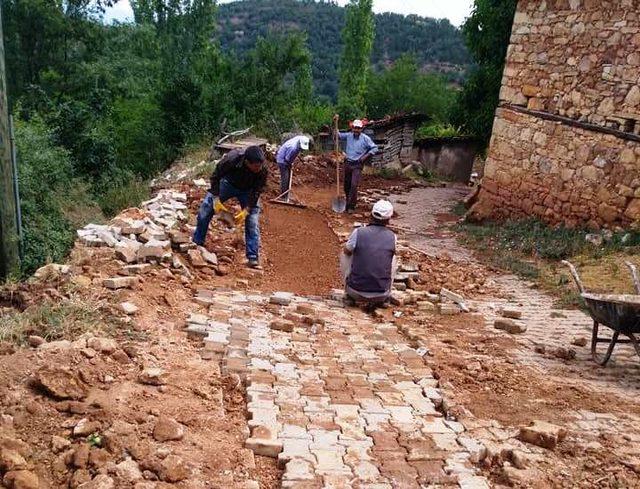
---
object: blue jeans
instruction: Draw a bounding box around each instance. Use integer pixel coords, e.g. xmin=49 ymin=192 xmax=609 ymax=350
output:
xmin=192 ymin=180 xmax=261 ymax=260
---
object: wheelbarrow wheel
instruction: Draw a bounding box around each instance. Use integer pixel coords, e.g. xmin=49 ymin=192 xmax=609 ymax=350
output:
xmin=591 ymin=321 xmax=619 ymax=366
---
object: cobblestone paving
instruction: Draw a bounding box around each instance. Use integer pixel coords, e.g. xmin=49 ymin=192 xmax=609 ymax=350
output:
xmin=187 ymin=290 xmax=491 ymax=489
xmin=472 ymin=275 xmax=640 ymax=397
xmin=392 ymin=187 xmax=640 ymax=398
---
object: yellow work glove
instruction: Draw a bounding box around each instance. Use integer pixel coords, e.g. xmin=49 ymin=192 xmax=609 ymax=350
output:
xmin=234 ymin=209 xmax=249 ymax=226
xmin=213 ymin=198 xmax=228 ymax=214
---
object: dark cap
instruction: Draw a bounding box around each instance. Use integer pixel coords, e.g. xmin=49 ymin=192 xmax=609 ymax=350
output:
xmin=244 ymin=146 xmax=265 ymax=164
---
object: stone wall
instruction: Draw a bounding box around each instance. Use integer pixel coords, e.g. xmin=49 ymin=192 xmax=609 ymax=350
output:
xmin=471 ymin=0 xmax=640 ymax=228
xmin=502 ymin=0 xmax=640 ymax=132
xmin=477 ymin=107 xmax=640 ymax=228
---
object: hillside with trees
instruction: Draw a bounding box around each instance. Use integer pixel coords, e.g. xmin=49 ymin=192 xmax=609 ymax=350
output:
xmin=0 ymin=0 xmax=477 ymax=277
xmin=217 ymin=0 xmax=470 ymax=100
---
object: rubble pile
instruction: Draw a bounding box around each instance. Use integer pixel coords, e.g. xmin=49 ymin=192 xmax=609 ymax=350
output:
xmin=397 ymin=250 xmax=497 ymax=297
xmin=75 ymin=190 xmax=231 ymax=280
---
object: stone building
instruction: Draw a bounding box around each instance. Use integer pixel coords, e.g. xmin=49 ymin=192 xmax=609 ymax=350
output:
xmin=470 ymin=0 xmax=640 ymax=229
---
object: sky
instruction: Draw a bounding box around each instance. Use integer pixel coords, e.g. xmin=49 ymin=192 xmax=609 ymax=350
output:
xmin=104 ymin=1 xmax=474 ymax=27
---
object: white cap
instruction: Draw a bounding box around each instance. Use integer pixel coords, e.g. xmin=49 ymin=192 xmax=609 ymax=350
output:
xmin=352 ymin=119 xmax=364 ymax=128
xmin=299 ymin=136 xmax=310 ymax=150
xmin=372 ymin=200 xmax=394 ymax=220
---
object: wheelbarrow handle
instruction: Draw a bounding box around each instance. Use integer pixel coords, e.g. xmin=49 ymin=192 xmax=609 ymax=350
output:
xmin=625 ymin=261 xmax=640 ymax=294
xmin=561 ymin=260 xmax=585 ymax=294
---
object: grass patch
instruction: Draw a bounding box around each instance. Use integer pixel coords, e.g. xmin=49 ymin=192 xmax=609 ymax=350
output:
xmin=457 ymin=218 xmax=640 ymax=308
xmin=451 ymin=201 xmax=467 ymax=217
xmin=0 ymin=296 xmax=118 ymax=345
xmin=97 ymin=178 xmax=150 ymax=217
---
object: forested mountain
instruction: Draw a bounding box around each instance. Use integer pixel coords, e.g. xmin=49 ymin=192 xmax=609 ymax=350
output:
xmin=217 ymin=0 xmax=470 ymax=99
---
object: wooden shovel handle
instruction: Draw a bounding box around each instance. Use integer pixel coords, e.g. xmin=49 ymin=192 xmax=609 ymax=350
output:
xmin=334 ymin=117 xmax=340 ymax=194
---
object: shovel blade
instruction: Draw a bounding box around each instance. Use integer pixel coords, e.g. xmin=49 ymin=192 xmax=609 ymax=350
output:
xmin=332 ymin=196 xmax=347 ymax=213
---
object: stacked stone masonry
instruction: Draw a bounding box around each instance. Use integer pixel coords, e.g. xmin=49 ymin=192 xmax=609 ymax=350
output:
xmin=474 ymin=0 xmax=640 ymax=227
xmin=502 ymin=0 xmax=640 ymax=129
xmin=482 ymin=107 xmax=640 ymax=227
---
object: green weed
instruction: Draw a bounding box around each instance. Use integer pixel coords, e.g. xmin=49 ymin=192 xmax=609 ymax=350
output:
xmin=0 ymin=296 xmax=117 ymax=345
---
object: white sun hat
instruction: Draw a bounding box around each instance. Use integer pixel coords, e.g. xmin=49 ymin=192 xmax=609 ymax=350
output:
xmin=372 ymin=200 xmax=394 ymax=220
xmin=299 ymin=136 xmax=310 ymax=150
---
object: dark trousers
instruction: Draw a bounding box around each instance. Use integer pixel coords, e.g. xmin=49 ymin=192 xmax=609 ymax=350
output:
xmin=278 ymin=164 xmax=291 ymax=200
xmin=343 ymin=160 xmax=362 ymax=210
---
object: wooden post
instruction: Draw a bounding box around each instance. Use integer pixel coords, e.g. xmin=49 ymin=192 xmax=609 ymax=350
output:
xmin=0 ymin=5 xmax=20 ymax=279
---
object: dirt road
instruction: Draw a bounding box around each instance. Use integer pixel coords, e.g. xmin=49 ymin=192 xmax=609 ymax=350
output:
xmin=1 ymin=164 xmax=639 ymax=488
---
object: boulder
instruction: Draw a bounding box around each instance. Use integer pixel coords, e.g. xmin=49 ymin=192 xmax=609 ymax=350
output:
xmin=35 ymin=367 xmax=87 ymax=400
xmin=77 ymin=475 xmax=115 ymax=489
xmin=139 ymin=368 xmax=169 ymax=386
xmin=0 ymin=449 xmax=27 ymax=471
xmin=2 ymin=470 xmax=39 ymax=489
xmin=114 ymin=459 xmax=143 ymax=483
xmin=153 ymin=417 xmax=185 ymax=442
xmin=87 ymin=337 xmax=118 ymax=354
xmin=159 ymin=455 xmax=190 ymax=482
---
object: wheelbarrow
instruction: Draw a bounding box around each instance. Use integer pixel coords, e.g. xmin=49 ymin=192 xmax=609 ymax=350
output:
xmin=562 ymin=260 xmax=640 ymax=366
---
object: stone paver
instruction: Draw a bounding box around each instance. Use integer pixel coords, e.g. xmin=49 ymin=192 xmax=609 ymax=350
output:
xmin=187 ymin=289 xmax=489 ymax=488
xmin=393 ymin=186 xmax=640 ymax=400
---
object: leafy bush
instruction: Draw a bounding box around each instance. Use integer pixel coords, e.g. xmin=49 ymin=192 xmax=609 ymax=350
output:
xmin=367 ymin=55 xmax=456 ymax=120
xmin=96 ymin=173 xmax=150 ymax=218
xmin=415 ymin=123 xmax=465 ymax=139
xmin=15 ymin=117 xmax=102 ymax=275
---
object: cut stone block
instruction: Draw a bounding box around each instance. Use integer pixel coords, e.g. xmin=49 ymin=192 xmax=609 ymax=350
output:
xmin=103 ymin=277 xmax=138 ymax=290
xmin=270 ymin=292 xmax=294 ymax=306
xmin=500 ymin=308 xmax=523 ymax=319
xmin=245 ymin=438 xmax=283 ymax=458
xmin=494 ymin=319 xmax=527 ymax=334
xmin=518 ymin=420 xmax=567 ymax=450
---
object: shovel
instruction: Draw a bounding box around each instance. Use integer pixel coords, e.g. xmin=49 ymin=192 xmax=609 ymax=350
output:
xmin=331 ymin=117 xmax=347 ymax=213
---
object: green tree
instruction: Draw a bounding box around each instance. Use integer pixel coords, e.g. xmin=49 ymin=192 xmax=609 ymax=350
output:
xmin=451 ymin=0 xmax=517 ymax=146
xmin=337 ymin=0 xmax=374 ymax=118
xmin=366 ymin=55 xmax=455 ymax=120
xmin=14 ymin=117 xmax=101 ymax=274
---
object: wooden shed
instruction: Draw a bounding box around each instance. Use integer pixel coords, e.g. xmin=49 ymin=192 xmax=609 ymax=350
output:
xmin=367 ymin=113 xmax=427 ymax=168
xmin=315 ymin=113 xmax=427 ymax=168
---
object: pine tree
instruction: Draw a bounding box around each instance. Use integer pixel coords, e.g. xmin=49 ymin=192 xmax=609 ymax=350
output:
xmin=337 ymin=0 xmax=374 ymax=119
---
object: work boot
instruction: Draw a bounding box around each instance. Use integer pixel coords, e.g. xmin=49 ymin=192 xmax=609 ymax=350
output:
xmin=247 ymin=259 xmax=261 ymax=269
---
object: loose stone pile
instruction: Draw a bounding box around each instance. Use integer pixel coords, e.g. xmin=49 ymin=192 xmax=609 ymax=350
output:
xmin=75 ymin=190 xmax=226 ymax=283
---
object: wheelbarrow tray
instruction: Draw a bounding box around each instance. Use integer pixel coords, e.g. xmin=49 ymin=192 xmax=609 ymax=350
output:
xmin=562 ymin=260 xmax=640 ymax=366
xmin=582 ymin=293 xmax=640 ymax=333
xmin=580 ymin=293 xmax=640 ymax=365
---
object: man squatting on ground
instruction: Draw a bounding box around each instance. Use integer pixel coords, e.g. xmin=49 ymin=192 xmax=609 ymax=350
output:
xmin=341 ymin=200 xmax=397 ymax=306
xmin=333 ymin=114 xmax=378 ymax=213
xmin=192 ymin=146 xmax=267 ymax=268
xmin=275 ymin=135 xmax=311 ymax=201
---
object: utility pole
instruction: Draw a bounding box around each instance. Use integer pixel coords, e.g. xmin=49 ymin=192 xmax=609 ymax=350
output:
xmin=0 ymin=4 xmax=20 ymax=279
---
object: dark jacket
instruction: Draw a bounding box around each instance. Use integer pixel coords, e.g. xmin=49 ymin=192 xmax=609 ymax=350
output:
xmin=210 ymin=149 xmax=268 ymax=209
